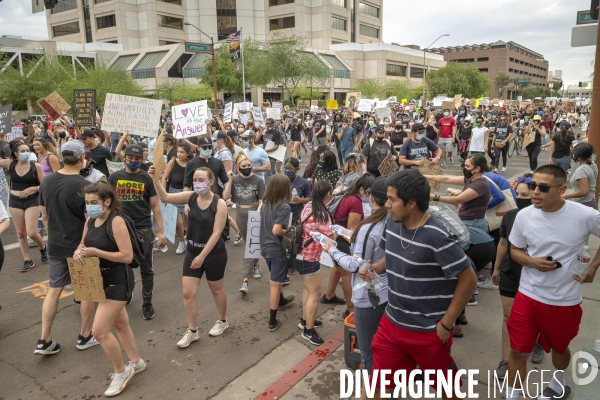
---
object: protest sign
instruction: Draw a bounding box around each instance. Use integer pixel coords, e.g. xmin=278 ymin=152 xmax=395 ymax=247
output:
xmin=375 ymin=100 xmax=388 ymax=109
xmin=272 ymin=102 xmax=283 ymax=110
xmin=153 ymin=135 xmax=166 ymax=178
xmin=433 ymin=99 xmax=443 ymax=107
xmin=171 ymin=100 xmax=209 ymax=139
xmin=533 ymin=99 xmax=545 ymax=107
xmin=310 ymin=105 xmax=318 ymax=112
xmin=442 ymin=101 xmax=455 ymax=110
xmin=224 ymin=102 xmax=233 ymax=123
xmin=245 ymin=211 xmax=292 ymax=259
xmin=102 ymin=93 xmax=162 ymax=137
xmin=67 ymin=257 xmax=106 ymax=302
xmin=345 ymin=92 xmax=361 ymax=108
xmin=311 ymin=100 xmax=319 ymax=107
xmin=454 ymin=94 xmax=462 ymax=109
xmin=297 ymin=100 xmax=310 ymax=112
xmin=387 ymin=96 xmax=397 ymax=103
xmin=265 ymin=140 xmax=287 ymax=162
xmin=159 ymin=201 xmax=177 ymax=244
xmin=266 ymin=108 xmax=281 ymax=120
xmin=375 ymin=107 xmax=391 ymax=120
xmin=8 ymin=125 xmax=23 ymax=142
xmin=238 ymin=102 xmax=252 ymax=112
xmin=106 ymin=160 xmax=126 ymax=175
xmin=378 ymin=152 xmax=399 ymax=176
xmin=357 ymin=99 xmax=374 ymax=112
xmin=0 ymin=104 xmax=11 ymax=134
xmin=232 ymin=103 xmax=240 ymax=120
xmin=251 ymin=107 xmax=265 ymax=127
xmin=240 ymin=113 xmax=250 ymax=126
xmin=73 ymin=89 xmax=96 ymax=126
xmin=326 ymin=100 xmax=338 ymax=110
xmin=284 ymin=105 xmax=290 ymax=112
xmin=419 ymin=158 xmax=444 ymax=190
xmin=38 ymin=91 xmax=71 ymax=120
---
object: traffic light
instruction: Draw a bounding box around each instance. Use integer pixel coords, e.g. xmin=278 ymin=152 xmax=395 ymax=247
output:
xmin=591 ymin=0 xmax=599 ymax=20
xmin=579 ymin=82 xmax=584 ymax=87
xmin=44 ymin=0 xmax=56 ymax=9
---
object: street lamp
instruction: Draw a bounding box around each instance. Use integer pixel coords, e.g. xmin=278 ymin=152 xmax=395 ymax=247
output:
xmin=184 ymin=22 xmax=219 ymax=112
xmin=422 ymin=34 xmax=450 ymax=106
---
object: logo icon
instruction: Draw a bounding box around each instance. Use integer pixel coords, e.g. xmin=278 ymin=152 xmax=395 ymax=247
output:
xmin=572 ymin=351 xmax=599 ymax=386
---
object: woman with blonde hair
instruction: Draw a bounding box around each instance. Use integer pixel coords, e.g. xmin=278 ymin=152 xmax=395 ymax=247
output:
xmin=32 ymin=138 xmax=61 ymax=176
xmin=336 ymin=153 xmax=365 ymax=192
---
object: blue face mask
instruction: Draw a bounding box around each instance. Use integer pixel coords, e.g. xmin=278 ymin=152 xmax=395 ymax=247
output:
xmin=18 ymin=152 xmax=29 ymax=162
xmin=126 ymin=160 xmax=142 ymax=171
xmin=243 ymin=141 xmax=250 ymax=148
xmin=201 ymin=149 xmax=212 ymax=158
xmin=86 ymin=204 xmax=104 ymax=219
xmin=416 ymin=134 xmax=425 ymax=141
xmin=284 ymin=170 xmax=295 ymax=179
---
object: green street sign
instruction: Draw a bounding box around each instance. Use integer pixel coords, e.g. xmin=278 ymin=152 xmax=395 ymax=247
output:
xmin=517 ymin=79 xmax=530 ymax=83
xmin=185 ymin=42 xmax=212 ymax=53
xmin=577 ymin=10 xmax=596 ymax=25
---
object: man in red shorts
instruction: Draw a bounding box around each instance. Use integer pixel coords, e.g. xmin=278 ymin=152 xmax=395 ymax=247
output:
xmin=506 ymin=165 xmax=600 ymax=400
xmin=362 ymin=170 xmax=477 ymax=399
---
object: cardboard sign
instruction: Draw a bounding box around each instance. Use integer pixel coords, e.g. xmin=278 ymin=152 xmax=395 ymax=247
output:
xmin=8 ymin=125 xmax=24 ymax=141
xmin=284 ymin=105 xmax=290 ymax=112
xmin=311 ymin=100 xmax=319 ymax=107
xmin=106 ymin=160 xmax=126 ymax=175
xmin=357 ymin=99 xmax=374 ymax=112
xmin=533 ymin=99 xmax=545 ymax=107
xmin=419 ymin=158 xmax=444 ymax=191
xmin=102 ymin=94 xmax=162 ymax=137
xmin=297 ymin=100 xmax=310 ymax=112
xmin=224 ymin=102 xmax=233 ymax=123
xmin=73 ymin=89 xmax=96 ymax=126
xmin=442 ymin=101 xmax=455 ymax=110
xmin=375 ymin=107 xmax=391 ymax=120
xmin=67 ymin=257 xmax=106 ymax=302
xmin=152 ymin=135 xmax=166 ymax=178
xmin=0 ymin=104 xmax=11 ymax=135
xmin=272 ymin=102 xmax=283 ymax=109
xmin=378 ymin=152 xmax=399 ymax=177
xmin=159 ymin=201 xmax=177 ymax=244
xmin=251 ymin=107 xmax=265 ymax=127
xmin=171 ymin=100 xmax=209 ymax=139
xmin=345 ymin=92 xmax=361 ymax=108
xmin=266 ymin=108 xmax=281 ymax=120
xmin=244 ymin=211 xmax=292 ymax=259
xmin=326 ymin=100 xmax=338 ymax=110
xmin=38 ymin=91 xmax=70 ymax=121
xmin=265 ymin=140 xmax=287 ymax=162
xmin=454 ymin=94 xmax=462 ymax=109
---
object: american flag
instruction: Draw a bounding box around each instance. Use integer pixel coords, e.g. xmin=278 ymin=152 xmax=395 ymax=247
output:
xmin=227 ymin=30 xmax=241 ymax=43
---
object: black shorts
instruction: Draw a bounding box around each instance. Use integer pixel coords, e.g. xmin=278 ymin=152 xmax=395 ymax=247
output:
xmin=101 ymin=265 xmax=135 ymax=303
xmin=183 ymin=249 xmax=228 ymax=281
xmin=499 ymin=270 xmax=519 ymax=296
xmin=291 ymin=133 xmax=302 ymax=142
xmin=9 ymin=193 xmax=39 ymax=210
xmin=336 ymin=235 xmax=352 ymax=256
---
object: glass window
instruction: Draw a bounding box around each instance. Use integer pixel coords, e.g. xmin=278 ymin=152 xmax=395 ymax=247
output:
xmin=477 ymin=57 xmax=489 ymax=62
xmin=104 ymin=40 xmax=118 ymax=44
xmin=386 ymin=63 xmax=407 ymax=77
xmin=95 ymin=0 xmax=111 ymax=3
xmin=331 ymin=16 xmax=347 ymax=31
xmin=332 ymin=0 xmax=346 ymax=6
xmin=158 ymin=0 xmax=181 ymax=3
xmin=96 ymin=15 xmax=116 ymax=30
xmin=51 ymin=0 xmax=78 ymax=14
xmin=159 ymin=40 xmax=181 ymax=46
xmin=217 ymin=0 xmax=237 ymax=41
xmin=359 ymin=24 xmax=378 ymax=38
xmin=269 ymin=16 xmax=295 ymax=31
xmin=269 ymin=0 xmax=294 ymax=5
xmin=359 ymin=2 xmax=379 ymax=18
xmin=410 ymin=67 xmax=425 ymax=79
xmin=158 ymin=15 xmax=183 ymax=30
xmin=52 ymin=22 xmax=80 ymax=37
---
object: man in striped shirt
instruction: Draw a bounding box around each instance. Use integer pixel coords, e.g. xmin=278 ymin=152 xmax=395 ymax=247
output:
xmin=363 ymin=169 xmax=477 ymax=398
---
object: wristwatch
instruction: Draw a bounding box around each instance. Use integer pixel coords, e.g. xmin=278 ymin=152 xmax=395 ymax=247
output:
xmin=433 ymin=194 xmax=440 ymax=202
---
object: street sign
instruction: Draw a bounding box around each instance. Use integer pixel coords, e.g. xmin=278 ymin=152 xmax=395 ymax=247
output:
xmin=517 ymin=79 xmax=530 ymax=83
xmin=577 ymin=10 xmax=597 ymax=25
xmin=572 ymin=24 xmax=598 ymax=47
xmin=185 ymin=42 xmax=212 ymax=53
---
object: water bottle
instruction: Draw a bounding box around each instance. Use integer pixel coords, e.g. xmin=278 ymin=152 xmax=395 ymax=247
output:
xmin=310 ymin=232 xmax=337 ymax=248
xmin=573 ymin=245 xmax=591 ymax=278
xmin=154 ymin=237 xmax=168 ymax=253
xmin=330 ymin=225 xmax=353 ymax=238
xmin=292 ymin=188 xmax=298 ymax=198
xmin=352 ymin=258 xmax=382 ymax=307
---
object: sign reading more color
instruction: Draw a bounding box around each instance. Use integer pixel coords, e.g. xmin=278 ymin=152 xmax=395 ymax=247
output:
xmin=171 ymin=100 xmax=209 ymax=139
xmin=73 ymin=89 xmax=96 ymax=126
xmin=102 ymin=93 xmax=162 ymax=137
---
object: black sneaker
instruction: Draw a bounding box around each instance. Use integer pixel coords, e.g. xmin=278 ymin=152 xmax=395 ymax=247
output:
xmin=268 ymin=319 xmax=282 ymax=332
xmin=540 ymin=385 xmax=571 ymax=399
xmin=282 ymin=276 xmax=290 ymax=286
xmin=40 ymin=245 xmax=48 ymax=263
xmin=34 ymin=338 xmax=61 ymax=355
xmin=76 ymin=333 xmax=100 ymax=350
xmin=21 ymin=260 xmax=34 ymax=273
xmin=297 ymin=319 xmax=323 ymax=329
xmin=288 ymin=266 xmax=296 ymax=275
xmin=320 ymin=294 xmax=345 ymax=305
xmin=142 ymin=303 xmax=155 ymax=320
xmin=277 ymin=295 xmax=296 ymax=310
xmin=302 ymin=329 xmax=324 ymax=346
xmin=343 ymin=309 xmax=350 ymax=320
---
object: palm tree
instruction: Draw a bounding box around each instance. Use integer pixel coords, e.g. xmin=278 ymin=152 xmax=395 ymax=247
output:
xmin=495 ymin=71 xmax=511 ymax=99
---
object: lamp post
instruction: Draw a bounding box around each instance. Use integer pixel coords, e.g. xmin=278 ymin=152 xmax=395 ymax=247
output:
xmin=422 ymin=34 xmax=450 ymax=106
xmin=184 ymin=22 xmax=219 ymax=111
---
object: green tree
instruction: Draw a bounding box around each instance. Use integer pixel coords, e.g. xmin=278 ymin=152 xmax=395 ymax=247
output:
xmin=412 ymin=85 xmax=428 ymax=100
xmin=355 ymin=78 xmax=385 ymax=98
xmin=171 ymin=82 xmax=214 ymax=103
xmin=494 ymin=71 xmax=511 ymax=98
xmin=522 ymin=87 xmax=553 ymax=100
xmin=154 ymin=81 xmax=181 ymax=102
xmin=293 ymin=86 xmax=325 ymax=100
xmin=425 ymin=62 xmax=491 ymax=98
xmin=384 ymin=79 xmax=413 ymax=101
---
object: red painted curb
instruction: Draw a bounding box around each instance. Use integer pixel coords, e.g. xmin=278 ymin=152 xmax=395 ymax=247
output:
xmin=254 ymin=327 xmax=346 ymax=400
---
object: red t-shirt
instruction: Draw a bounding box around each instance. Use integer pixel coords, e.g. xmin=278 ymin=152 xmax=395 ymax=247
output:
xmin=438 ymin=117 xmax=456 ymax=139
xmin=334 ymin=195 xmax=364 ymax=228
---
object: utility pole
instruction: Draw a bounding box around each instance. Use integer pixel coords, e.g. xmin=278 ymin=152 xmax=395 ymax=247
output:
xmin=422 ymin=34 xmax=450 ymax=107
xmin=185 ymin=23 xmax=219 ymax=111
xmin=588 ymin=9 xmax=600 ymax=197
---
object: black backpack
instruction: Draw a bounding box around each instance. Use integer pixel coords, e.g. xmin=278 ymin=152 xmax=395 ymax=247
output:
xmin=281 ymin=211 xmax=313 ymax=257
xmin=91 ymin=211 xmax=145 ymax=269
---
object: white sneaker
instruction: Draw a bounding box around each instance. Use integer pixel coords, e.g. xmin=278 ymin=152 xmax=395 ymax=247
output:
xmin=208 ymin=320 xmax=229 ymax=337
xmin=493 ymin=168 xmax=498 ymax=173
xmin=252 ymin=265 xmax=262 ymax=279
xmin=176 ymin=241 xmax=186 ymax=255
xmin=477 ymin=277 xmax=498 ymax=290
xmin=501 ymin=167 xmax=506 ymax=172
xmin=239 ymin=281 xmax=248 ymax=294
xmin=177 ymin=328 xmax=200 ymax=348
xmin=129 ymin=359 xmax=147 ymax=374
xmin=104 ymin=365 xmax=134 ymax=397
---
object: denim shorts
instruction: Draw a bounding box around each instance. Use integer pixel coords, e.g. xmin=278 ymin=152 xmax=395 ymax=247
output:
xmin=294 ymin=258 xmax=321 ymax=277
xmin=265 ymin=255 xmax=289 ymax=283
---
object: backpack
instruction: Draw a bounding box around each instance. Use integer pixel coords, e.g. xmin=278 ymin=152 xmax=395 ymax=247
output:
xmin=281 ymin=211 xmax=313 ymax=257
xmin=326 ymin=194 xmax=359 ymax=223
xmin=97 ymin=211 xmax=145 ymax=269
xmin=42 ymin=153 xmax=64 ymax=170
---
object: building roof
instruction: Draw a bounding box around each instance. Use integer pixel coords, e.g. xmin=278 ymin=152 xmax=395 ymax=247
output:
xmin=183 ymin=52 xmax=211 ymax=78
xmin=0 ymin=36 xmax=33 ymax=47
xmin=331 ymin=42 xmax=445 ymax=61
xmin=429 ymin=40 xmax=545 ymax=61
xmin=320 ymin=54 xmax=350 ymax=79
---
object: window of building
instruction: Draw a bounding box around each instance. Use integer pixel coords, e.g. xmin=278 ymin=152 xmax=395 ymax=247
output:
xmin=332 ymin=40 xmax=347 ymax=45
xmin=479 ymin=68 xmax=488 ymax=72
xmin=410 ymin=66 xmax=425 ymax=79
xmin=509 ymin=57 xmax=514 ymax=62
xmin=332 ymin=16 xmax=347 ymax=31
xmin=217 ymin=0 xmax=237 ymax=41
xmin=96 ymin=15 xmax=116 ymax=30
xmin=52 ymin=22 xmax=80 ymax=37
xmin=270 ymin=16 xmax=295 ymax=30
xmin=104 ymin=40 xmax=118 ymax=44
xmin=95 ymin=0 xmax=111 ymax=3
xmin=359 ymin=2 xmax=379 ymax=18
xmin=168 ymin=53 xmax=193 ymax=78
xmin=158 ymin=15 xmax=183 ymax=29
xmin=269 ymin=0 xmax=294 ymax=5
xmin=386 ymin=63 xmax=407 ymax=77
xmin=477 ymin=57 xmax=489 ymax=62
xmin=359 ymin=24 xmax=378 ymax=38
xmin=51 ymin=0 xmax=78 ymax=14
xmin=158 ymin=0 xmax=182 ymax=3
xmin=332 ymin=0 xmax=346 ymax=7
xmin=132 ymin=51 xmax=168 ymax=79
xmin=159 ymin=40 xmax=181 ymax=45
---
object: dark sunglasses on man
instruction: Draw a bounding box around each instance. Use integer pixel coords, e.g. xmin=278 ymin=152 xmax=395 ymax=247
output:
xmin=527 ymin=182 xmax=562 ymax=193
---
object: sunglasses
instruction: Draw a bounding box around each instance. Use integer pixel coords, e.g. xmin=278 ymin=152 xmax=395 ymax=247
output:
xmin=201 ymin=146 xmax=212 ymax=150
xmin=527 ymin=182 xmax=562 ymax=193
xmin=515 ymin=177 xmax=532 ymax=184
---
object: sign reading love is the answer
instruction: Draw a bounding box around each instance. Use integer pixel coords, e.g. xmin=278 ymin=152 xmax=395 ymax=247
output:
xmin=101 ymin=93 xmax=162 ymax=137
xmin=171 ymin=100 xmax=209 ymax=139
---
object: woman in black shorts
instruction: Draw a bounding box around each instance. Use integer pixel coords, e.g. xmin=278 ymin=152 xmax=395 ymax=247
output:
xmin=0 ymin=141 xmax=46 ymax=272
xmin=149 ymin=166 xmax=231 ymax=347
xmin=74 ymin=182 xmax=145 ymax=397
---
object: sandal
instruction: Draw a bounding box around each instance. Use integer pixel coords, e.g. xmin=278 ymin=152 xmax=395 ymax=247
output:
xmin=459 ymin=314 xmax=468 ymax=325
xmin=453 ymin=325 xmax=464 ymax=338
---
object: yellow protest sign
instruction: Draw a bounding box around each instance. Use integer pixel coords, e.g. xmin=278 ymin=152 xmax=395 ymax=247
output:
xmin=326 ymin=100 xmax=338 ymax=110
xmin=401 ymin=99 xmax=408 ymax=104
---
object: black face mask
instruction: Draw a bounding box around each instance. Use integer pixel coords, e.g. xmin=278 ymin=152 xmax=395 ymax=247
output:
xmin=376 ymin=136 xmax=384 ymax=141
xmin=239 ymin=167 xmax=252 ymax=177
xmin=463 ymin=168 xmax=474 ymax=179
xmin=516 ymin=198 xmax=532 ymax=209
xmin=59 ymin=132 xmax=66 ymax=138
xmin=395 ymin=125 xmax=402 ymax=129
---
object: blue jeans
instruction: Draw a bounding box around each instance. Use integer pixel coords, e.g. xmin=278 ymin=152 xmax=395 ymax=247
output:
xmin=264 ymin=156 xmax=278 ymax=185
xmin=552 ymin=156 xmax=571 ymax=172
xmin=354 ymin=302 xmax=387 ymax=374
xmin=463 ymin=218 xmax=488 ymax=233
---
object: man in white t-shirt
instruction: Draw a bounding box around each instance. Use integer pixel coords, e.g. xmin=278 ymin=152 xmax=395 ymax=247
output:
xmin=505 ymin=164 xmax=600 ymax=400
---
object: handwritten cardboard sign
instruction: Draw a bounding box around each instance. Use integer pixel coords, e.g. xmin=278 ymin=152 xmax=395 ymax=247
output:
xmin=345 ymin=92 xmax=361 ymax=108
xmin=297 ymin=100 xmax=310 ymax=112
xmin=419 ymin=157 xmax=444 ymax=191
xmin=39 ymin=91 xmax=71 ymax=121
xmin=73 ymin=89 xmax=96 ymax=126
xmin=442 ymin=101 xmax=455 ymax=111
xmin=0 ymin=104 xmax=11 ymax=135
xmin=244 ymin=211 xmax=291 ymax=259
xmin=171 ymin=100 xmax=209 ymax=139
xmin=454 ymin=94 xmax=462 ymax=109
xmin=102 ymin=93 xmax=162 ymax=137
xmin=266 ymin=108 xmax=281 ymax=120
xmin=67 ymin=257 xmax=106 ymax=302
xmin=378 ymin=152 xmax=399 ymax=177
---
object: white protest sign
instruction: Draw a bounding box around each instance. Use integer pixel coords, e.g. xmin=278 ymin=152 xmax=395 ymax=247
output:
xmin=272 ymin=102 xmax=283 ymax=109
xmin=224 ymin=102 xmax=233 ymax=123
xmin=159 ymin=201 xmax=177 ymax=244
xmin=232 ymin=103 xmax=240 ymax=120
xmin=266 ymin=108 xmax=281 ymax=120
xmin=171 ymin=100 xmax=209 ymax=139
xmin=357 ymin=99 xmax=374 ymax=112
xmin=310 ymin=105 xmax=318 ymax=112
xmin=375 ymin=107 xmax=391 ymax=120
xmin=101 ymin=94 xmax=162 ymax=137
xmin=8 ymin=125 xmax=24 ymax=142
xmin=251 ymin=107 xmax=265 ymax=127
xmin=244 ymin=211 xmax=292 ymax=259
xmin=240 ymin=113 xmax=250 ymax=126
xmin=265 ymin=140 xmax=287 ymax=162
xmin=433 ymin=99 xmax=443 ymax=107
xmin=375 ymin=100 xmax=388 ymax=109
xmin=106 ymin=160 xmax=126 ymax=175
xmin=238 ymin=102 xmax=252 ymax=112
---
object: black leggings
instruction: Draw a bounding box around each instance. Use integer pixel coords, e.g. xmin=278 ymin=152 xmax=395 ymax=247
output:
xmin=0 ymin=238 xmax=4 ymax=272
xmin=493 ymin=145 xmax=509 ymax=169
xmin=487 ymin=141 xmax=496 ymax=165
xmin=527 ymin=144 xmax=541 ymax=171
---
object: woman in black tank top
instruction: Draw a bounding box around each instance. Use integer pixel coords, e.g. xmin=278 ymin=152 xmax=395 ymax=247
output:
xmin=149 ymin=165 xmax=232 ymax=346
xmin=73 ymin=182 xmax=145 ymax=396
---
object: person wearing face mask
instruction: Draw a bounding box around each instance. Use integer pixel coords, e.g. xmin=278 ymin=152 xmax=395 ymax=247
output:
xmin=549 ymin=121 xmax=575 ymax=172
xmin=562 ymin=143 xmax=598 ymax=208
xmin=381 ymin=117 xmax=393 ymax=137
xmin=260 ymin=118 xmax=283 ymax=184
xmin=523 ymin=115 xmax=546 ymax=173
xmin=149 ymin=165 xmax=231 ymax=344
xmin=283 ymin=157 xmax=311 ymax=222
xmin=183 ymin=137 xmax=229 ymax=198
xmin=241 ymin=131 xmax=271 ymax=182
xmin=424 ymin=112 xmax=440 ymax=145
xmin=337 ymin=118 xmax=359 ymax=163
xmin=108 ymin=144 xmax=167 ymax=321
xmin=390 ymin=119 xmax=408 ymax=152
xmin=399 ymin=123 xmax=441 ymax=170
xmin=362 ymin=127 xmax=397 ymax=177
xmin=437 ymin=108 xmax=457 ymax=167
xmin=80 ymin=149 xmax=107 ymax=183
xmin=468 ymin=117 xmax=489 ymax=156
xmin=540 ymin=112 xmax=555 ymax=151
xmin=336 ymin=153 xmax=366 ymax=193
xmin=79 ymin=129 xmax=112 ymax=178
xmin=458 ymin=117 xmax=473 ymax=162
xmin=286 ymin=117 xmax=304 ymax=161
xmin=491 ymin=116 xmax=513 ymax=173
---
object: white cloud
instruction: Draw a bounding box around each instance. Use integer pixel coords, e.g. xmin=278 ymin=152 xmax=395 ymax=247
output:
xmin=0 ymin=0 xmax=49 ymax=40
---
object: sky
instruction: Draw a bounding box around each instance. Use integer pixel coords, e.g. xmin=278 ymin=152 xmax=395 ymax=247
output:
xmin=0 ymin=0 xmax=596 ymax=88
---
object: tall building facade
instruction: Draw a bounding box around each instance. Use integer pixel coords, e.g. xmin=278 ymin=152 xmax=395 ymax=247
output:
xmin=45 ymin=0 xmax=383 ymax=51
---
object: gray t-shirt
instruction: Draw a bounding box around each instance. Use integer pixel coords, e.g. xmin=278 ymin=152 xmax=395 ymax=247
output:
xmin=260 ymin=202 xmax=291 ymax=259
xmin=570 ymin=163 xmax=598 ymax=203
xmin=231 ymin=175 xmax=265 ymax=206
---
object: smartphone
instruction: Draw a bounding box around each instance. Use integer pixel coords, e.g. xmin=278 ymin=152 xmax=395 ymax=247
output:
xmin=546 ymin=256 xmax=562 ymax=268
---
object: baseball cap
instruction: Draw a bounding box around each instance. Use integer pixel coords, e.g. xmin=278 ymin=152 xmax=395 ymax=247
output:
xmin=79 ymin=129 xmax=95 ymax=139
xmin=368 ymin=176 xmax=388 ymax=199
xmin=212 ymin=131 xmax=227 ymax=141
xmin=226 ymin=129 xmax=238 ymax=138
xmin=240 ymin=130 xmax=256 ymax=139
xmin=197 ymin=137 xmax=213 ymax=147
xmin=411 ymin=123 xmax=425 ymax=132
xmin=124 ymin=144 xmax=144 ymax=156
xmin=61 ymin=140 xmax=85 ymax=157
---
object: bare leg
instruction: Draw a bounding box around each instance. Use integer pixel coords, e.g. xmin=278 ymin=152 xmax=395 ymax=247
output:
xmin=175 ymin=213 xmax=185 ymax=242
xmin=227 ymin=215 xmax=240 ymax=235
xmin=325 ymin=266 xmax=341 ymax=299
xmin=206 ymin=279 xmax=227 ymax=320
xmin=41 ymin=287 xmax=62 ymax=341
xmin=300 ymin=273 xmax=321 ymax=329
xmin=113 ymin=306 xmax=141 ymax=364
xmin=93 ymin=300 xmax=128 ymax=373
xmin=80 ymin=300 xmax=95 ymax=337
xmin=339 ymin=268 xmax=353 ymax=313
xmin=269 ymin=280 xmax=282 ymax=311
xmin=25 ymin=206 xmax=44 ymax=248
xmin=500 ymin=296 xmax=514 ymax=362
xmin=182 ymin=277 xmax=201 ymax=330
xmin=506 ymin=350 xmax=530 ymax=391
xmin=11 ymin=207 xmax=30 ymax=261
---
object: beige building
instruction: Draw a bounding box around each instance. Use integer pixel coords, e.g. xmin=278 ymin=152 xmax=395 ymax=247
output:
xmin=45 ymin=0 xmax=383 ymax=51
